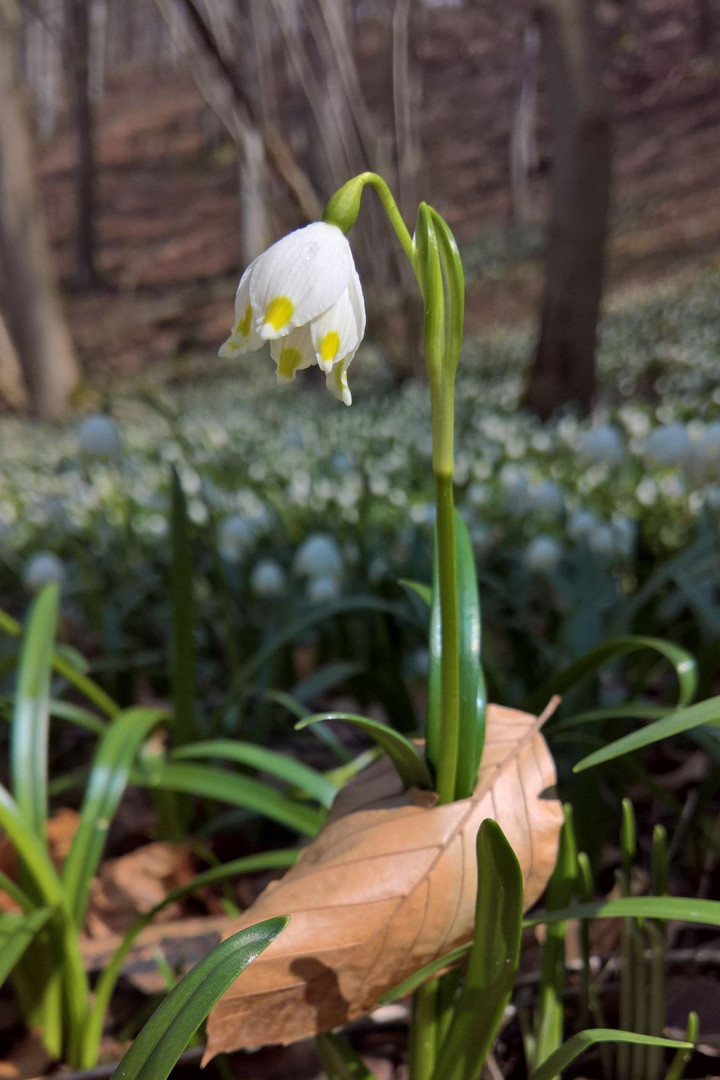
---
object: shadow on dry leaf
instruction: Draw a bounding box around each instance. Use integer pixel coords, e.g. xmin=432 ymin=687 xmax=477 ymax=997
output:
xmin=204 ymin=703 xmax=562 ymax=1059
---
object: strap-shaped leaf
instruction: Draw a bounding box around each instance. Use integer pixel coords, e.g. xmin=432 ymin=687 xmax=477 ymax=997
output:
xmin=137 ymin=761 xmax=324 ymax=836
xmin=527 ymin=1029 xmax=693 ymax=1080
xmin=62 ymin=708 xmax=166 ymax=928
xmin=434 ymin=820 xmax=523 ymax=1080
xmin=296 ymin=713 xmax=432 ymax=791
xmin=172 ymin=739 xmax=337 ymax=809
xmin=574 ymin=694 xmax=720 ymax=772
xmin=454 ymin=513 xmax=485 ymax=799
xmin=527 ymin=635 xmax=698 ymax=716
xmin=11 ymin=585 xmax=58 ymax=840
xmin=0 ymin=908 xmax=52 ymax=986
xmin=111 ymin=918 xmax=289 ymax=1080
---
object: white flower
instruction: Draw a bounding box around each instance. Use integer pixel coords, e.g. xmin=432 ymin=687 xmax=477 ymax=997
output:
xmin=219 ymin=222 xmax=366 ymax=406
xmin=218 ymin=514 xmax=254 ymax=564
xmin=642 ymin=423 xmax=690 ymax=467
xmin=293 ymin=533 xmax=344 ymax=579
xmin=76 ymin=414 xmax=121 ymax=460
xmin=588 ymin=523 xmax=615 ymax=557
xmin=567 ymin=509 xmax=598 ymax=542
xmin=577 ymin=425 xmax=624 ymax=465
xmin=23 ymin=552 xmax=65 ymax=591
xmin=250 ymin=558 xmax=287 ymax=598
xmin=524 ymin=535 xmax=562 ymax=573
xmin=307 ymin=574 xmax=342 ymax=604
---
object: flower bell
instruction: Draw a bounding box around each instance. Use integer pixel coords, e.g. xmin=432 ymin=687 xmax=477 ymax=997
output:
xmin=219 ymin=222 xmax=366 ymax=406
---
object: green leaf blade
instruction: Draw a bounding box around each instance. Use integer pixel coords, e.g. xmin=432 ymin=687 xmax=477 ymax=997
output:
xmin=528 ymin=1029 xmax=693 ymax=1080
xmin=111 ymin=917 xmax=288 ymax=1080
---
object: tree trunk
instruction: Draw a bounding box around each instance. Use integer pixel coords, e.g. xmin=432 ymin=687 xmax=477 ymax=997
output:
xmin=0 ymin=309 xmax=27 ymax=409
xmin=68 ymin=0 xmax=99 ymax=287
xmin=0 ymin=0 xmax=80 ymax=418
xmin=523 ymin=0 xmax=612 ymax=420
xmin=510 ymin=17 xmax=540 ymax=225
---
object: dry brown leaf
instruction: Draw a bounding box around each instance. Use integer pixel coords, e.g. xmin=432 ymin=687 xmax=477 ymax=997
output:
xmin=85 ymin=841 xmax=195 ymax=938
xmin=204 ymin=703 xmax=562 ymax=1058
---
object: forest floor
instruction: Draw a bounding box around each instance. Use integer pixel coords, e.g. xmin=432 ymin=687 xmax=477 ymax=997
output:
xmin=37 ymin=0 xmax=720 ymax=392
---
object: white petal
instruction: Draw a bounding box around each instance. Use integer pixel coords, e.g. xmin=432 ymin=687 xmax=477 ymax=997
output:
xmin=325 ymin=355 xmax=353 ymax=407
xmin=218 ymin=257 xmax=263 ymax=358
xmin=269 ymin=324 xmax=316 ymax=384
xmin=310 ymin=269 xmax=366 ymax=373
xmin=249 ymin=222 xmax=354 ymax=340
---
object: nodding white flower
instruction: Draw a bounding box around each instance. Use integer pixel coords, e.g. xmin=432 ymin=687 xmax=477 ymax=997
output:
xmin=524 ymin=535 xmax=562 ymax=573
xmin=76 ymin=414 xmax=121 ymax=460
xmin=643 ymin=423 xmax=690 ymax=467
xmin=293 ymin=532 xmax=344 ymax=579
xmin=218 ymin=514 xmax=255 ymax=564
xmin=577 ymin=425 xmax=624 ymax=465
xmin=219 ymin=222 xmax=366 ymax=406
xmin=307 ymin=574 xmax=342 ymax=604
xmin=250 ymin=558 xmax=287 ymax=598
xmin=23 ymin=551 xmax=65 ymax=592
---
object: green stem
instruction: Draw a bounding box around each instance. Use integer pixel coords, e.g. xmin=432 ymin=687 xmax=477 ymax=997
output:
xmin=409 ymin=980 xmax=439 ymax=1080
xmin=434 ymin=473 xmax=459 ymax=805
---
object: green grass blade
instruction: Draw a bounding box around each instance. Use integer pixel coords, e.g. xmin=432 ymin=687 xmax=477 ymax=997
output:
xmin=525 ymin=896 xmax=720 ymax=928
xmin=453 ymin=512 xmax=485 ymax=799
xmin=264 ymin=690 xmax=353 ymax=763
xmin=664 ymin=1012 xmax=699 ymax=1080
xmin=138 ymin=761 xmax=324 ymax=836
xmin=399 ymin=578 xmax=432 ymax=608
xmin=316 ymin=1032 xmax=376 ymax=1079
xmin=380 ymin=943 xmax=470 ymax=1003
xmin=110 ymin=917 xmax=289 ymax=1080
xmin=62 ymin=708 xmax=166 ymax=929
xmin=11 ymin=585 xmax=58 ymax=839
xmin=170 ymin=467 xmax=196 ymax=746
xmin=86 ymin=849 xmax=297 ymax=1062
xmin=172 ymin=739 xmax=338 ymax=808
xmin=574 ymin=695 xmax=720 ymax=772
xmin=434 ymin=819 xmax=523 ymax=1080
xmin=296 ymin=712 xmax=433 ymax=791
xmin=0 ymin=909 xmax=52 ymax=986
xmin=527 ymin=636 xmax=698 ymax=716
xmin=0 ymin=607 xmax=119 ymax=719
xmin=527 ymin=1029 xmax=693 ymax=1080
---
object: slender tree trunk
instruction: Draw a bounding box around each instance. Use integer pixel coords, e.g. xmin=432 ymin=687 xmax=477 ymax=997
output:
xmin=0 ymin=0 xmax=80 ymax=418
xmin=393 ymin=0 xmax=421 ymax=222
xmin=510 ymin=17 xmax=540 ymax=225
xmin=0 ymin=309 xmax=27 ymax=409
xmin=68 ymin=0 xmax=99 ymax=287
xmin=523 ymin=0 xmax=612 ymax=420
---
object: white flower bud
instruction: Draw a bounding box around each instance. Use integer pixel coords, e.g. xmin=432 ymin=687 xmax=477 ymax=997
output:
xmin=218 ymin=514 xmax=254 ymax=564
xmin=525 ymin=535 xmax=562 ymax=573
xmin=76 ymin=414 xmax=121 ymax=460
xmin=23 ymin=551 xmax=65 ymax=591
xmin=293 ymin=533 xmax=344 ymax=579
xmin=250 ymin=558 xmax=287 ymax=598
xmin=578 ymin=426 xmax=624 ymax=465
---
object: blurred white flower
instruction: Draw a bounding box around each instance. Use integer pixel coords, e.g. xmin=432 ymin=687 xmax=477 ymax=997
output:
xmin=528 ymin=480 xmax=564 ymax=517
xmin=642 ymin=423 xmax=690 ymax=467
xmin=293 ymin=533 xmax=344 ymax=579
xmin=525 ymin=535 xmax=562 ymax=573
xmin=577 ymin=425 xmax=624 ymax=465
xmin=307 ymin=574 xmax=342 ymax=604
xmin=23 ymin=551 xmax=65 ymax=591
xmin=250 ymin=558 xmax=287 ymax=598
xmin=76 ymin=414 xmax=121 ymax=460
xmin=218 ymin=514 xmax=255 ymax=563
xmin=588 ymin=523 xmax=615 ymax=557
xmin=219 ymin=222 xmax=366 ymax=406
xmin=567 ymin=509 xmax=598 ymax=542
xmin=612 ymin=515 xmax=637 ymax=557
xmin=691 ymin=421 xmax=720 ymax=479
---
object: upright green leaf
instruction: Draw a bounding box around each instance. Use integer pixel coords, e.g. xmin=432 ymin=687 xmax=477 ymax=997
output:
xmin=62 ymin=709 xmax=166 ymax=928
xmin=433 ymin=819 xmax=523 ymax=1080
xmin=453 ymin=512 xmax=486 ymax=799
xmin=11 ymin=585 xmax=58 ymax=840
xmin=111 ymin=917 xmax=289 ymax=1080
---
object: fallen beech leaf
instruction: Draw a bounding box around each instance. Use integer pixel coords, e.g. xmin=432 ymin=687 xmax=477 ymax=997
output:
xmin=204 ymin=703 xmax=562 ymax=1058
xmin=86 ymin=841 xmax=196 ymax=938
